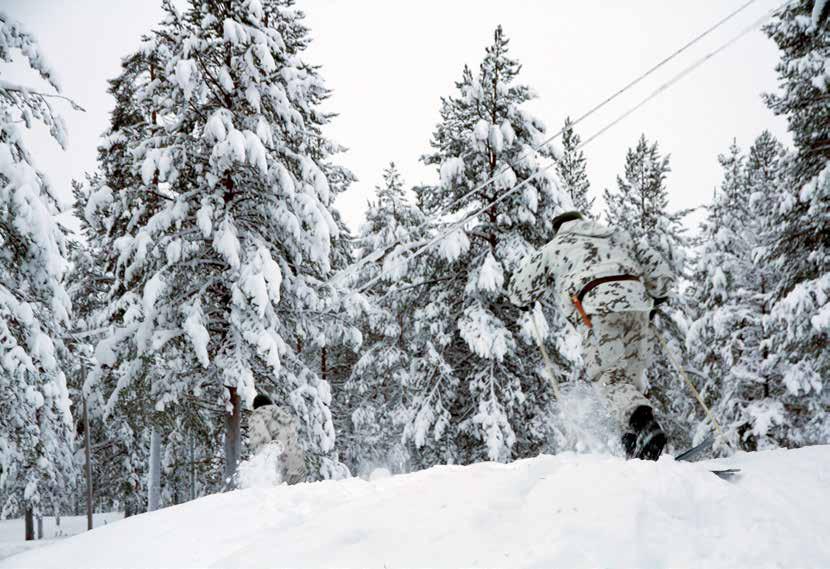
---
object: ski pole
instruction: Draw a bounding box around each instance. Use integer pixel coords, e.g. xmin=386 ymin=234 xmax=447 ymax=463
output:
xmin=650 ymin=324 xmax=726 ymax=441
xmin=530 ymin=311 xmax=561 ymax=400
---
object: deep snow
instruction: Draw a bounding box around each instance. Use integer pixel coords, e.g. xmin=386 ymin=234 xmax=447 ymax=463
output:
xmin=3 ymin=446 xmax=829 ymax=568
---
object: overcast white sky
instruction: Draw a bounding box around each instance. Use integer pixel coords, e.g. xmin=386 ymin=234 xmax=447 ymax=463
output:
xmin=4 ymin=0 xmax=790 ymax=234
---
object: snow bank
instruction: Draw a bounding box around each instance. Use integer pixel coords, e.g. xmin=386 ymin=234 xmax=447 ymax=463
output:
xmin=3 ymin=447 xmax=830 ymax=568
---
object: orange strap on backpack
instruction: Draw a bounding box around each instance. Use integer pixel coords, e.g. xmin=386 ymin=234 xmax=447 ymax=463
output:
xmin=571 ymin=274 xmax=641 ymax=329
xmin=571 ymin=295 xmax=593 ymax=328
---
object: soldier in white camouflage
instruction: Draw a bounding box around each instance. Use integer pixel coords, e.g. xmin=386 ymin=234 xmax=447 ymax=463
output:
xmin=248 ymin=394 xmax=307 ymax=484
xmin=509 ymin=207 xmax=675 ymax=460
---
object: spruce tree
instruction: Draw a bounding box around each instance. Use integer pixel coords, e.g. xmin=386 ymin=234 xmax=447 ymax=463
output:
xmin=556 ymin=117 xmax=594 ymax=216
xmin=80 ymin=38 xmax=192 ymax=508
xmin=0 ymin=14 xmax=77 ymax=523
xmin=756 ymin=2 xmax=830 ymax=445
xmin=687 ymin=140 xmax=773 ymax=450
xmin=739 ymin=131 xmax=790 ymax=449
xmin=404 ymin=27 xmax=574 ymax=466
xmin=603 ymin=135 xmax=688 ymax=264
xmin=88 ymin=0 xmax=356 ymax=484
xmin=340 ymin=163 xmax=427 ymax=475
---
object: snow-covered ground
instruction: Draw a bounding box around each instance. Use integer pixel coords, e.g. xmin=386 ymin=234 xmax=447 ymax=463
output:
xmin=3 ymin=447 xmax=829 ymax=568
xmin=0 ymin=512 xmax=122 ymax=562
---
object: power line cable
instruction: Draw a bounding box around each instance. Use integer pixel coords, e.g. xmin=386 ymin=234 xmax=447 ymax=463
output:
xmin=328 ymin=0 xmax=760 ymax=287
xmin=357 ymin=0 xmax=788 ymax=295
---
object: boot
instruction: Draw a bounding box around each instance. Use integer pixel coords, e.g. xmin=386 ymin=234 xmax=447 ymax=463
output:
xmin=625 ymin=405 xmax=666 ymax=461
xmin=622 ymin=432 xmax=637 ymax=459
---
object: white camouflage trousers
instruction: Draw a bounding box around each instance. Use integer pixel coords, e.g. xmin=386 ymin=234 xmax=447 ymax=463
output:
xmin=580 ymin=311 xmax=652 ymax=429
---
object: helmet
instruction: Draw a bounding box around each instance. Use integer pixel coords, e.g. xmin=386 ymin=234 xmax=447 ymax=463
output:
xmin=552 ymin=192 xmax=582 ymax=233
xmin=552 ymin=211 xmax=583 ymax=233
xmin=253 ymin=393 xmax=273 ymax=409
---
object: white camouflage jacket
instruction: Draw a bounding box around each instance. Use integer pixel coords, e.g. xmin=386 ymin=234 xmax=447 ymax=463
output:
xmin=249 ymin=404 xmax=307 ymax=485
xmin=508 ymin=219 xmax=675 ymax=320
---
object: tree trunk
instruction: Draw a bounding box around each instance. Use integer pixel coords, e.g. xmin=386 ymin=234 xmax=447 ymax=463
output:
xmin=37 ymin=516 xmax=43 ymax=540
xmin=147 ymin=428 xmax=162 ymax=512
xmin=24 ymin=508 xmax=34 ymax=541
xmin=190 ymin=434 xmax=196 ymax=501
xmin=223 ymin=386 xmax=242 ymax=488
xmin=83 ymin=395 xmax=94 ymax=530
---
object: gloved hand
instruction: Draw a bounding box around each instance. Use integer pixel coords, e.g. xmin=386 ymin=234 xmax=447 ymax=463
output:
xmin=650 ymin=297 xmax=669 ymax=321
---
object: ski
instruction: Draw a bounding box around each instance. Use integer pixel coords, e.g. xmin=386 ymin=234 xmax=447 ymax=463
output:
xmin=711 ymin=468 xmax=741 ymax=480
xmin=674 ymin=435 xmax=741 ymax=479
xmin=675 ymin=433 xmax=715 ymax=462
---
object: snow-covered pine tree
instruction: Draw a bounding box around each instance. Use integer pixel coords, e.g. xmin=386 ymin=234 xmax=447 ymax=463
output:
xmin=603 ymin=135 xmax=689 ymax=259
xmin=0 ymin=14 xmax=77 ymax=525
xmin=89 ymin=0 xmax=354 ymax=485
xmin=556 ymin=117 xmax=594 ymax=216
xmin=79 ymin=43 xmax=226 ymax=511
xmin=756 ymin=2 xmax=830 ymax=445
xmin=340 ymin=162 xmax=428 ymax=475
xmin=603 ymin=134 xmax=695 ymax=449
xmin=404 ymin=26 xmax=575 ymax=466
xmin=78 ymin=37 xmax=177 ymax=510
xmin=687 ymin=140 xmax=775 ymax=450
xmin=734 ymin=131 xmax=790 ymax=450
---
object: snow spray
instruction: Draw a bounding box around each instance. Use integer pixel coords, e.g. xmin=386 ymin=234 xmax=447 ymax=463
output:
xmin=530 ymin=313 xmax=622 ymax=456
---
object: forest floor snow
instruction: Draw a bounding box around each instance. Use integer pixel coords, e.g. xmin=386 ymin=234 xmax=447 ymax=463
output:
xmin=0 ymin=512 xmax=122 ymax=562
xmin=2 ymin=446 xmax=829 ymax=568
